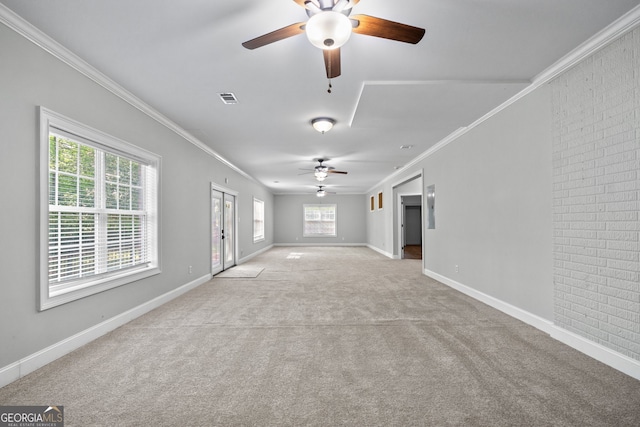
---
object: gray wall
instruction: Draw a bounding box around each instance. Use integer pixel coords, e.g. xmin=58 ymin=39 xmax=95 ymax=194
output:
xmin=367 ymin=86 xmax=554 ymax=320
xmin=424 ymin=87 xmax=554 ymax=319
xmin=366 ymin=24 xmax=640 ymax=366
xmin=274 ymin=194 xmax=367 ymax=245
xmin=403 ymin=195 xmax=422 ymax=206
xmin=0 ymin=23 xmax=273 ymax=368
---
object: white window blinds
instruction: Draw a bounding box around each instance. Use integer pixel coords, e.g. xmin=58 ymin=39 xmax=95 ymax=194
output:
xmin=40 ymin=107 xmax=160 ymax=310
xmin=303 ymin=204 xmax=337 ymax=237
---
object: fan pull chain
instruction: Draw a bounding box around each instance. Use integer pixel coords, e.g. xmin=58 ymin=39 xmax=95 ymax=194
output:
xmin=327 ymin=80 xmax=332 ymax=94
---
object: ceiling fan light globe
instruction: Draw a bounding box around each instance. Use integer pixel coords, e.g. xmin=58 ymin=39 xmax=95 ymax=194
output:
xmin=317 ymin=190 xmax=326 ymax=197
xmin=306 ymin=11 xmax=352 ymax=50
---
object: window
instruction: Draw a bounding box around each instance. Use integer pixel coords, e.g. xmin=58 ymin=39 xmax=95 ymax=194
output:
xmin=39 ymin=107 xmax=160 ymax=310
xmin=303 ymin=204 xmax=337 ymax=237
xmin=253 ymin=198 xmax=264 ymax=242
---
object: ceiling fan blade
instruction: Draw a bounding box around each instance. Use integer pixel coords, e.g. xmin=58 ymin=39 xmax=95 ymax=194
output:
xmin=328 ymin=170 xmax=348 ymax=174
xmin=323 ymin=48 xmax=341 ymax=78
xmin=242 ymin=22 xmax=306 ymax=50
xmin=350 ymin=14 xmax=425 ymax=44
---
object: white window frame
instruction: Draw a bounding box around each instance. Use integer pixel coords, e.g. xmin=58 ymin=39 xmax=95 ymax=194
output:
xmin=253 ymin=197 xmax=265 ymax=243
xmin=303 ymin=204 xmax=337 ymax=237
xmin=39 ymin=107 xmax=161 ymax=310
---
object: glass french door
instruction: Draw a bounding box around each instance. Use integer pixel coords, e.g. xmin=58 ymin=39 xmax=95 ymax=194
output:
xmin=223 ymin=193 xmax=235 ymax=270
xmin=211 ymin=188 xmax=236 ymax=275
xmin=211 ymin=189 xmax=223 ymax=275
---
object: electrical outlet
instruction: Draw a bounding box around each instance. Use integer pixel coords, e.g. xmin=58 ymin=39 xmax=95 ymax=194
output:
xmin=188 ymin=265 xmax=193 ymax=274
xmin=455 ymin=265 xmax=459 ymax=273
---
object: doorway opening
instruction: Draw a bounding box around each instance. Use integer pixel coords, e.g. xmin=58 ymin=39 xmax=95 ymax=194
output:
xmin=391 ymin=171 xmax=423 ymax=261
xmin=401 ymin=196 xmax=423 ymax=260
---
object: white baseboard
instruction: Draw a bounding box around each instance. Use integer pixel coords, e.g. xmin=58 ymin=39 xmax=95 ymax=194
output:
xmin=366 ymin=244 xmax=394 ymax=259
xmin=238 ymin=244 xmax=273 ymax=264
xmin=273 ymin=243 xmax=367 ymax=247
xmin=424 ymin=268 xmax=640 ymax=381
xmin=0 ymin=273 xmax=212 ymax=389
xmin=423 ymin=269 xmax=554 ymax=334
xmin=550 ymin=326 xmax=640 ymax=380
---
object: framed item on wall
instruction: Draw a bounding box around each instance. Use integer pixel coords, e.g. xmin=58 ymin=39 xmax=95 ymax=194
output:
xmin=370 ymin=195 xmax=375 ymax=211
xmin=378 ymin=192 xmax=383 ymax=210
xmin=426 ymin=184 xmax=435 ymax=229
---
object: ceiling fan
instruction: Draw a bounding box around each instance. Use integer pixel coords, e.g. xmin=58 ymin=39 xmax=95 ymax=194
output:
xmin=242 ymin=0 xmax=425 ymax=79
xmin=316 ymin=185 xmax=336 ymax=197
xmin=299 ymin=159 xmax=348 ymax=181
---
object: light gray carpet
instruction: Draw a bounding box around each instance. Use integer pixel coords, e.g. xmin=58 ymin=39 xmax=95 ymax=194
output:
xmin=1 ymin=246 xmax=639 ymax=426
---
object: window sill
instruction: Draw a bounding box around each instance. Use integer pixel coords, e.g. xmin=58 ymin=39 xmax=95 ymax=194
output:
xmin=39 ymin=266 xmax=161 ymax=311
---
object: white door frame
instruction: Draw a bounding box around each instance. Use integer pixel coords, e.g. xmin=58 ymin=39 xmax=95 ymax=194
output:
xmin=391 ymin=170 xmax=423 ymax=259
xmin=211 ymin=182 xmax=238 ymax=274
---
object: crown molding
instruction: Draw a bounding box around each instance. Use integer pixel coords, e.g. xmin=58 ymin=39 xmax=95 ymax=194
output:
xmin=0 ymin=3 xmax=257 ymax=184
xmin=370 ymin=4 xmax=640 ymax=193
xmin=367 ymin=126 xmax=467 ymax=193
xmin=532 ymin=4 xmax=640 ymax=84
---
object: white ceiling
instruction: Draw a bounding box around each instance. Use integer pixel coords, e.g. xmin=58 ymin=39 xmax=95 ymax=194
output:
xmin=2 ymin=0 xmax=639 ymax=194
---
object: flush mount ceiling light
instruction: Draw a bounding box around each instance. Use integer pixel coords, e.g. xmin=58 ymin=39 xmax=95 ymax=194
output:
xmin=312 ymin=117 xmax=336 ymax=134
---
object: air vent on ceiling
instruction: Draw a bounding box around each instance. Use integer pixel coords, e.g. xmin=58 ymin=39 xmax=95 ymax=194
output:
xmin=219 ymin=92 xmax=238 ymax=104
